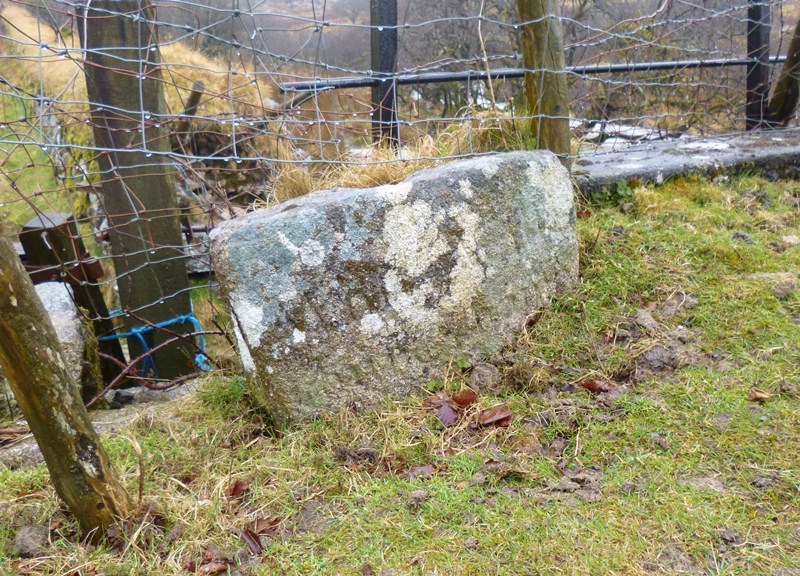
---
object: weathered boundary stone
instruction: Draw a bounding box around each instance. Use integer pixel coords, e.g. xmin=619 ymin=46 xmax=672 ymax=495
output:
xmin=210 ymin=151 xmax=578 ymax=423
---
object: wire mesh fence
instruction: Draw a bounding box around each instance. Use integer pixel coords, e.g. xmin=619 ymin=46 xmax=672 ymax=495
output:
xmin=0 ymin=0 xmax=798 ymax=406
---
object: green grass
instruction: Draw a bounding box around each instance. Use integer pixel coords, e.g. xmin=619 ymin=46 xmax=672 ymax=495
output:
xmin=0 ymin=93 xmax=64 ymax=227
xmin=1 ymin=174 xmax=799 ymax=575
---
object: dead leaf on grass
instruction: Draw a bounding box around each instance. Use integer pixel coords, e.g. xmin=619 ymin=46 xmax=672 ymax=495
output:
xmin=476 ymin=404 xmax=513 ymax=427
xmin=580 ymin=379 xmax=617 ymax=393
xmin=158 ymin=524 xmax=185 ymax=556
xmin=239 ymin=528 xmax=263 ymax=555
xmin=576 ymin=209 xmax=593 ymax=219
xmin=196 ymin=562 xmax=228 ymax=575
xmin=225 ymin=479 xmax=251 ymax=501
xmin=408 ymin=463 xmax=442 ymax=479
xmin=748 ymin=388 xmax=774 ymax=402
xmin=452 ymin=389 xmax=478 ymax=408
xmin=423 ymin=392 xmax=461 ymax=427
xmin=253 ymin=516 xmax=281 ymax=536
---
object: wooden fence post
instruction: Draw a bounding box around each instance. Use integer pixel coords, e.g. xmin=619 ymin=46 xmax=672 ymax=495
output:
xmin=746 ymin=0 xmax=771 ymax=130
xmin=78 ymin=0 xmax=196 ymax=380
xmin=517 ymin=0 xmax=571 ymax=168
xmin=370 ymin=0 xmax=399 ymax=146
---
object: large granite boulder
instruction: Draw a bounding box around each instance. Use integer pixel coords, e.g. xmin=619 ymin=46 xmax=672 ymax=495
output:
xmin=210 ymin=151 xmax=578 ymax=423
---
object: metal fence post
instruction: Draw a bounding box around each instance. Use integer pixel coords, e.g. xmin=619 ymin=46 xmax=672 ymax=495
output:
xmin=370 ymin=0 xmax=399 ymax=145
xmin=746 ymin=0 xmax=771 ymax=130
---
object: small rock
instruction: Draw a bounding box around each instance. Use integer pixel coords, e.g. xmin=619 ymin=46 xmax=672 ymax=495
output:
xmin=13 ymin=525 xmax=50 ymax=558
xmin=731 ymin=232 xmax=755 ymax=244
xmin=711 ymin=413 xmax=731 ymax=431
xmin=464 ymin=536 xmax=479 ymax=550
xmin=717 ymin=529 xmax=740 ymax=544
xmin=751 ymin=475 xmax=773 ymax=489
xmin=648 ymin=432 xmax=670 ymax=450
xmin=114 ymin=390 xmax=135 ymax=405
xmin=620 ymin=202 xmax=634 ymax=214
xmin=773 ymin=279 xmax=796 ymax=300
xmin=469 ymin=471 xmax=488 ymax=486
xmin=681 ymin=476 xmax=727 ymax=494
xmin=469 ymin=363 xmax=501 ymax=394
xmin=781 ymin=234 xmax=800 ymax=246
xmin=407 ymin=490 xmax=429 ymax=509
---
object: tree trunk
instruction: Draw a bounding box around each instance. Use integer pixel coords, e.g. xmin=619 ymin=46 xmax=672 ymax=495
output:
xmin=0 ymin=232 xmax=131 ymax=536
xmin=78 ymin=1 xmax=195 ymax=380
xmin=768 ymin=17 xmax=800 ymax=126
xmin=516 ymin=0 xmax=571 ymax=168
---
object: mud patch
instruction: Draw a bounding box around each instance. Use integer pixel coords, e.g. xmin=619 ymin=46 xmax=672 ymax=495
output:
xmin=535 ymin=466 xmax=603 ymax=505
xmin=679 ymin=475 xmax=728 ymax=494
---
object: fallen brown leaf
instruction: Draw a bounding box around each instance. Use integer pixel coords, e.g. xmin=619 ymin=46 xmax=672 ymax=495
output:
xmin=239 ymin=528 xmax=263 ymax=555
xmin=197 ymin=562 xmax=228 ymax=575
xmin=477 ymin=404 xmax=513 ymax=427
xmin=158 ymin=524 xmax=185 ymax=556
xmin=423 ymin=392 xmax=461 ymax=427
xmin=748 ymin=388 xmax=773 ymax=402
xmin=580 ymin=379 xmax=619 ymax=394
xmin=225 ymin=479 xmax=250 ymax=501
xmin=452 ymin=389 xmax=478 ymax=408
xmin=253 ymin=516 xmax=281 ymax=536
xmin=408 ymin=463 xmax=438 ymax=479
xmin=576 ymin=209 xmax=593 ymax=219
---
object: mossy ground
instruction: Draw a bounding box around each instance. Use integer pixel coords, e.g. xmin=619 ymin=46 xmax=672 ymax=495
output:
xmin=1 ymin=174 xmax=799 ymax=575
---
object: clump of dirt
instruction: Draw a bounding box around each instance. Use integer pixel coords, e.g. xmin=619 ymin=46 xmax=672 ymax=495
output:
xmin=534 ymin=466 xmax=603 ymax=505
xmin=608 ymin=294 xmax=708 ymax=382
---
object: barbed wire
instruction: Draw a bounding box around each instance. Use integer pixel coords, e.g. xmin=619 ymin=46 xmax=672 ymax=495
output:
xmin=0 ymin=0 xmax=796 ymax=401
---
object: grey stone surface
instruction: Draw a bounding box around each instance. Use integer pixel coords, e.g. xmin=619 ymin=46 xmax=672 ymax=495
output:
xmin=34 ymin=282 xmax=85 ymax=386
xmin=211 ymin=151 xmax=578 ymax=423
xmin=0 ymin=282 xmax=97 ymax=398
xmin=575 ymin=128 xmax=800 ymax=193
xmin=12 ymin=525 xmax=50 ymax=558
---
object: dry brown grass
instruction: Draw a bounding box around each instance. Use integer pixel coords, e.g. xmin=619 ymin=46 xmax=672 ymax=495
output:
xmin=0 ymin=5 xmax=277 ymax=118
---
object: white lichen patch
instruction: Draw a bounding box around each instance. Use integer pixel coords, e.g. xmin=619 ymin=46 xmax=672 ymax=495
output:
xmin=526 ymin=160 xmax=573 ymax=227
xmin=441 ymin=207 xmax=484 ymax=312
xmin=231 ymin=295 xmax=266 ymax=346
xmin=55 ymin=412 xmax=75 ymax=437
xmin=376 ymin=181 xmax=412 ymax=205
xmin=359 ymin=313 xmax=385 ymax=335
xmin=383 ymin=200 xmax=448 ymax=276
xmin=384 ymin=270 xmax=438 ymax=326
xmin=459 ymin=179 xmax=474 ymax=199
xmin=278 ymin=232 xmax=326 ymax=268
xmin=299 ymin=239 xmax=326 ymax=267
xmin=79 ymin=458 xmax=99 ymax=478
xmin=232 ymin=321 xmax=256 ymax=373
xmin=292 ymin=328 xmax=306 ymax=344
